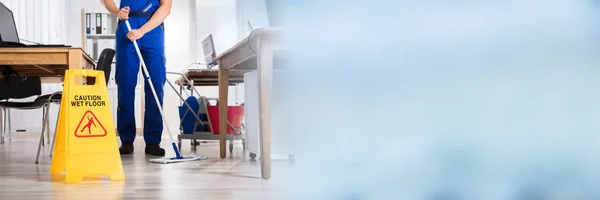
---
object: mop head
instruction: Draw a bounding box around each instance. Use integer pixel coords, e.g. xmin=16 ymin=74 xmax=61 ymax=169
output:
xmin=149 ymin=153 xmax=208 ymax=164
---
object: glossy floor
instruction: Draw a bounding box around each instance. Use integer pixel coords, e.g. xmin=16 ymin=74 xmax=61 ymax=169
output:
xmin=0 ymin=133 xmax=297 ymax=200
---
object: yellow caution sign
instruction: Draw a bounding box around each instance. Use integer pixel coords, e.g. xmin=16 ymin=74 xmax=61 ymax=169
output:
xmin=50 ymin=69 xmax=124 ymax=184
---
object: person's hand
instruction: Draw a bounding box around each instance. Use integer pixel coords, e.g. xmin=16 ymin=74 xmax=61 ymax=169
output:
xmin=119 ymin=6 xmax=130 ymax=20
xmin=126 ymin=29 xmax=146 ymax=41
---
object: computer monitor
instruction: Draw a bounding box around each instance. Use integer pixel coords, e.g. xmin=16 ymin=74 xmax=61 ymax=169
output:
xmin=0 ymin=2 xmax=20 ymax=44
xmin=202 ymin=34 xmax=217 ymax=66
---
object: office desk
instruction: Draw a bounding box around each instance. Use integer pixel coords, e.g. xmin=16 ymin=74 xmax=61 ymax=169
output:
xmin=218 ymin=28 xmax=284 ymax=179
xmin=175 ymin=28 xmax=284 ymax=179
xmin=175 ymin=70 xmax=245 ymax=86
xmin=0 ymin=47 xmax=94 ymax=145
xmin=0 ymin=47 xmax=96 ymax=82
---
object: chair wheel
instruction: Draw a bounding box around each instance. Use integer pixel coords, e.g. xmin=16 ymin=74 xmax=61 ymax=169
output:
xmin=249 ymin=153 xmax=257 ymax=160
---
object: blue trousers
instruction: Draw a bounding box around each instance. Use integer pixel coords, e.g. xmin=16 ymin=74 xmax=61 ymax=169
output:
xmin=115 ymin=18 xmax=166 ymax=145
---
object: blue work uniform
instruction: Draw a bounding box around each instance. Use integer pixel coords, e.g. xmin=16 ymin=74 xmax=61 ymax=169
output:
xmin=115 ymin=0 xmax=165 ymax=145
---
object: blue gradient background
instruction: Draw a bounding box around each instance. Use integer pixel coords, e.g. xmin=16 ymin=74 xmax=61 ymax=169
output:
xmin=272 ymin=1 xmax=600 ymax=199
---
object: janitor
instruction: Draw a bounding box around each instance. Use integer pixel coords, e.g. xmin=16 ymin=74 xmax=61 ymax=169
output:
xmin=101 ymin=0 xmax=172 ymax=156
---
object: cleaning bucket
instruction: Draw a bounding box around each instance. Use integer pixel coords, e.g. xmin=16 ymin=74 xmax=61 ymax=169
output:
xmin=206 ymin=105 xmax=244 ymax=135
xmin=178 ymin=97 xmax=207 ymax=134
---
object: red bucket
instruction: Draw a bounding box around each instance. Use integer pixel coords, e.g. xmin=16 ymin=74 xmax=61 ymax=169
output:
xmin=206 ymin=105 xmax=244 ymax=135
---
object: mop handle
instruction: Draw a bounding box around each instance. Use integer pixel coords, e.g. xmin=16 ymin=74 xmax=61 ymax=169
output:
xmin=124 ymin=20 xmax=182 ymax=158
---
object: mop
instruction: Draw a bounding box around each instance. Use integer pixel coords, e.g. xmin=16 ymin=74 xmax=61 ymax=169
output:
xmin=124 ymin=20 xmax=207 ymax=164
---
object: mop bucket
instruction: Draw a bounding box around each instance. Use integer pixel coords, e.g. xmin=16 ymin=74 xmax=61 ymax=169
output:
xmin=206 ymin=106 xmax=244 ymax=135
xmin=178 ymin=97 xmax=208 ymax=134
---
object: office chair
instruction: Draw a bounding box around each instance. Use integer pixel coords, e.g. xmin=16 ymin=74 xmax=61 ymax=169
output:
xmin=98 ymin=49 xmax=115 ymax=83
xmin=0 ymin=76 xmax=62 ymax=144
xmin=0 ymin=76 xmax=46 ymax=143
xmin=88 ymin=48 xmax=115 ymax=85
xmin=41 ymin=48 xmax=115 ymax=164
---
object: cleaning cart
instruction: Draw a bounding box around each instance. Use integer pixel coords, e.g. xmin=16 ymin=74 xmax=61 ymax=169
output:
xmin=165 ymin=72 xmax=246 ymax=153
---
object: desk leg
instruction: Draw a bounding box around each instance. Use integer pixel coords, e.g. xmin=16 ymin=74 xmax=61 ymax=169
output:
xmin=68 ymin=49 xmax=85 ymax=84
xmin=218 ymin=65 xmax=230 ymax=158
xmin=257 ymin=39 xmax=274 ymax=179
xmin=1 ymin=108 xmax=4 ymax=144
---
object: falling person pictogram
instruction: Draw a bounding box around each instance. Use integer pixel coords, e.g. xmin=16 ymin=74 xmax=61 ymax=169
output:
xmin=80 ymin=116 xmax=96 ymax=135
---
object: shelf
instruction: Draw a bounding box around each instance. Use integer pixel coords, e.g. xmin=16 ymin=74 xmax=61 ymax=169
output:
xmin=87 ymin=34 xmax=116 ymax=37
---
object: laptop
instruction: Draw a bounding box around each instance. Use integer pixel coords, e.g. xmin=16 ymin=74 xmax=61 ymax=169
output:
xmin=201 ymin=34 xmax=217 ymax=68
xmin=0 ymin=2 xmax=70 ymax=48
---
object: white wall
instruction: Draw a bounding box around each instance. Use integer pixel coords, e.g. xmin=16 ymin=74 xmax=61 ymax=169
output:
xmin=237 ymin=0 xmax=269 ymax=39
xmin=196 ymin=0 xmax=238 ymax=55
xmin=162 ymin=0 xmax=193 ymax=132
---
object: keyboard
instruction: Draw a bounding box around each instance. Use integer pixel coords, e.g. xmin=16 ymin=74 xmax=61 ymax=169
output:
xmin=27 ymin=44 xmax=71 ymax=48
xmin=0 ymin=42 xmax=71 ymax=48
